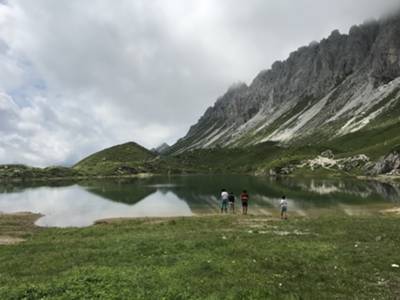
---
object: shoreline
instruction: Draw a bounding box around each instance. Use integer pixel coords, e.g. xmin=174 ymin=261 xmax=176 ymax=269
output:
xmin=1 ymin=204 xmax=399 ymax=231
xmin=0 ymin=172 xmax=155 ymax=183
xmin=0 ymin=172 xmax=399 ymax=183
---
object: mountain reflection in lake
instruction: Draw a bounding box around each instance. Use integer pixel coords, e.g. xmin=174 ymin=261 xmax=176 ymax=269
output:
xmin=0 ymin=175 xmax=399 ymax=227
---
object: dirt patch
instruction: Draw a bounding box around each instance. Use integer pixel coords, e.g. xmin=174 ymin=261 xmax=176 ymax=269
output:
xmin=253 ymin=230 xmax=313 ymax=236
xmin=381 ymin=207 xmax=400 ymax=215
xmin=95 ymin=217 xmax=171 ymax=225
xmin=237 ymin=217 xmax=275 ymax=224
xmin=0 ymin=236 xmax=25 ymax=245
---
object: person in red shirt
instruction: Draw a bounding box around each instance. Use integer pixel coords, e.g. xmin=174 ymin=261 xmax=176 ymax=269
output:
xmin=240 ymin=190 xmax=249 ymax=215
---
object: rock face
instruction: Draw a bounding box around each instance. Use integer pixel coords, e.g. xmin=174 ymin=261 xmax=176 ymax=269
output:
xmin=171 ymin=12 xmax=400 ymax=154
xmin=366 ymin=151 xmax=400 ymax=175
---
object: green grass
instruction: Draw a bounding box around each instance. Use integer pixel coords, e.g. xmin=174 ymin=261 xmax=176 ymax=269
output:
xmin=0 ymin=165 xmax=82 ymax=181
xmin=322 ymin=121 xmax=400 ymax=160
xmin=172 ymin=142 xmax=283 ymax=173
xmin=1 ymin=214 xmax=400 ymax=299
xmin=73 ymin=142 xmax=156 ymax=175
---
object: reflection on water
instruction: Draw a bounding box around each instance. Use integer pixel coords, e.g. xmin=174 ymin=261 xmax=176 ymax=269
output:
xmin=0 ymin=175 xmax=399 ymax=227
xmin=0 ymin=185 xmax=192 ymax=227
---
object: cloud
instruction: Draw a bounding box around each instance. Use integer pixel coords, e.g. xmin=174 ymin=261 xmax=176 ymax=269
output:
xmin=0 ymin=0 xmax=399 ymax=166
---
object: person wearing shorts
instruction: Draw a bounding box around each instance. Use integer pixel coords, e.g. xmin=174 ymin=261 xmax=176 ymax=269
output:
xmin=240 ymin=190 xmax=249 ymax=215
xmin=280 ymin=195 xmax=288 ymax=220
xmin=220 ymin=189 xmax=229 ymax=213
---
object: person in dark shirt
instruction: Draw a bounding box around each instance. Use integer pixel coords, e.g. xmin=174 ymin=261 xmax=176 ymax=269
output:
xmin=228 ymin=192 xmax=235 ymax=213
xmin=240 ymin=190 xmax=249 ymax=215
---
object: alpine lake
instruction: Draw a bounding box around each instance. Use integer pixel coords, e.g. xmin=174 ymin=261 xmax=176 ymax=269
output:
xmin=0 ymin=175 xmax=399 ymax=227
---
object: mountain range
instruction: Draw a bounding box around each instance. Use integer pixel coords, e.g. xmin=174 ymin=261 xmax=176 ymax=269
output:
xmin=169 ymin=12 xmax=400 ymax=155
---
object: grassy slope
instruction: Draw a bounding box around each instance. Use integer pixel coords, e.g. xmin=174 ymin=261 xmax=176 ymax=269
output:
xmin=172 ymin=142 xmax=283 ymax=173
xmin=174 ymin=118 xmax=400 ymax=175
xmin=0 ymin=214 xmax=399 ymax=299
xmin=322 ymin=121 xmax=400 ymax=160
xmin=73 ymin=142 xmax=156 ymax=175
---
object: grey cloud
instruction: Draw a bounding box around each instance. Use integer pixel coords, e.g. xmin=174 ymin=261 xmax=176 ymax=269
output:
xmin=0 ymin=0 xmax=399 ymax=166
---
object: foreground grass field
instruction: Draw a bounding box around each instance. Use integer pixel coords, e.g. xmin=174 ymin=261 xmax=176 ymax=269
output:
xmin=0 ymin=213 xmax=399 ymax=299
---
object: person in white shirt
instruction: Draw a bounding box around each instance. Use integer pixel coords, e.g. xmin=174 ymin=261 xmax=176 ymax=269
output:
xmin=220 ymin=189 xmax=229 ymax=213
xmin=280 ymin=195 xmax=288 ymax=220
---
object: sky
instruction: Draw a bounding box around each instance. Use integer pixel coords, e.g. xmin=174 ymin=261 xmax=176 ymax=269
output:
xmin=0 ymin=0 xmax=399 ymax=167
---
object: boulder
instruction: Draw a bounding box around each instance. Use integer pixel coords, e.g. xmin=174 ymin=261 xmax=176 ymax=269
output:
xmin=366 ymin=151 xmax=400 ymax=175
xmin=320 ymin=150 xmax=335 ymax=159
xmin=339 ymin=154 xmax=370 ymax=171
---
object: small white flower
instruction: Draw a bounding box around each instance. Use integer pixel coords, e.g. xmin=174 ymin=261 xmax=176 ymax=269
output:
xmin=222 ymin=236 xmax=227 ymax=240
xmin=391 ymin=264 xmax=399 ymax=268
xmin=279 ymin=283 xmax=282 ymax=287
xmin=248 ymin=230 xmax=253 ymax=234
xmin=354 ymin=244 xmax=359 ymax=248
xmin=253 ymin=259 xmax=257 ymax=263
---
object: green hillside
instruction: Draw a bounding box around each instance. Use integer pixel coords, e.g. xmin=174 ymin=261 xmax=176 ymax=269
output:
xmin=73 ymin=142 xmax=156 ymax=176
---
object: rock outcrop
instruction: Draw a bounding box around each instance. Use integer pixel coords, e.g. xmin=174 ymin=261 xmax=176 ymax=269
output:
xmin=303 ymin=153 xmax=370 ymax=172
xmin=365 ymin=151 xmax=400 ymax=175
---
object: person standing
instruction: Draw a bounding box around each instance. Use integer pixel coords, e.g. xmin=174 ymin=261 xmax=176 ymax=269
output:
xmin=220 ymin=189 xmax=229 ymax=213
xmin=280 ymin=195 xmax=288 ymax=220
xmin=228 ymin=192 xmax=235 ymax=213
xmin=240 ymin=190 xmax=249 ymax=215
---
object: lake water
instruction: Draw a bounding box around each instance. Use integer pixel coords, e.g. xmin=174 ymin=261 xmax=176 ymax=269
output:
xmin=0 ymin=175 xmax=399 ymax=227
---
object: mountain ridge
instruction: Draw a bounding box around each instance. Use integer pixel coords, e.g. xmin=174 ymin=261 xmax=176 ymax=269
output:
xmin=169 ymin=12 xmax=400 ymax=154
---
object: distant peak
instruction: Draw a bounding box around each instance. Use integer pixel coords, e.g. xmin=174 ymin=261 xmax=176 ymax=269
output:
xmin=153 ymin=143 xmax=170 ymax=154
xmin=227 ymin=82 xmax=248 ymax=92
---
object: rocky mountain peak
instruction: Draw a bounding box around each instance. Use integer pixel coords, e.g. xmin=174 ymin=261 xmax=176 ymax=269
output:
xmin=170 ymin=12 xmax=400 ymax=154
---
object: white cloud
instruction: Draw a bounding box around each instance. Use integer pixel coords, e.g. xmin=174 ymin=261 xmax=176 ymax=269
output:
xmin=0 ymin=0 xmax=399 ymax=166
